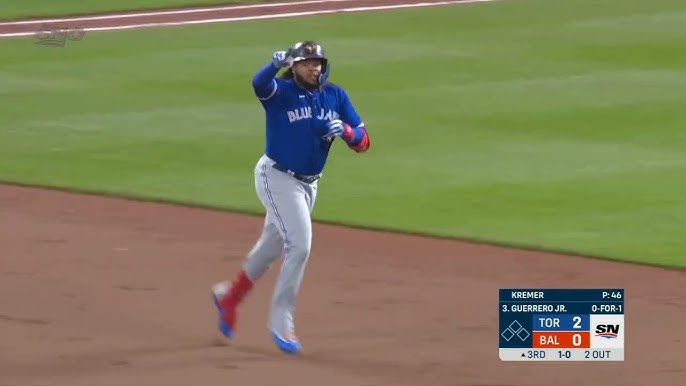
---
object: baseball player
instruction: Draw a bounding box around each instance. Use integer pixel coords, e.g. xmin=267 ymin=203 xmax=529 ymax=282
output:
xmin=211 ymin=40 xmax=371 ymax=355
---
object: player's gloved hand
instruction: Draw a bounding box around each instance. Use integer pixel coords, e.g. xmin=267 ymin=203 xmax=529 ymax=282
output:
xmin=272 ymin=49 xmax=293 ymax=68
xmin=323 ymin=119 xmax=354 ymax=142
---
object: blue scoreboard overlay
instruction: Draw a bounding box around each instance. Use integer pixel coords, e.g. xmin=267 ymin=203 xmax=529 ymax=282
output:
xmin=499 ymin=289 xmax=624 ymax=361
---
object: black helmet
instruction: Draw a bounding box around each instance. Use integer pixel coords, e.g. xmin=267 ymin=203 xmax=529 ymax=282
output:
xmin=287 ymin=40 xmax=330 ymax=84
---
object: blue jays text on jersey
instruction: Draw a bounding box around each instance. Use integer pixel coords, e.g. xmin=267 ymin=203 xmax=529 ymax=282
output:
xmin=251 ymin=62 xmax=371 ymax=176
xmin=287 ymin=107 xmax=340 ymax=123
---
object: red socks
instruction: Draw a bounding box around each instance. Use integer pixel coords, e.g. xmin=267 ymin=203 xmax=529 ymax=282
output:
xmin=220 ymin=270 xmax=254 ymax=310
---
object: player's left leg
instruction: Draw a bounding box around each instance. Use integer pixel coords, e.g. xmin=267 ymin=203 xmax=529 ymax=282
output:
xmin=265 ymin=179 xmax=318 ymax=354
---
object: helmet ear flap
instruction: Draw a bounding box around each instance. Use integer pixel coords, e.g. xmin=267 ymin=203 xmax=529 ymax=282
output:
xmin=319 ymin=60 xmax=330 ymax=84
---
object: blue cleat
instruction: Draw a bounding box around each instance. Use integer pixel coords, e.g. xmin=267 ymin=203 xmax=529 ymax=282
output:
xmin=212 ymin=281 xmax=235 ymax=339
xmin=272 ymin=331 xmax=302 ymax=354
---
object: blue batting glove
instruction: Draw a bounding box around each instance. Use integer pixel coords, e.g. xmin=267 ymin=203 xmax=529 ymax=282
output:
xmin=323 ymin=119 xmax=354 ymax=142
xmin=272 ymin=50 xmax=293 ymax=68
xmin=323 ymin=119 xmax=345 ymax=139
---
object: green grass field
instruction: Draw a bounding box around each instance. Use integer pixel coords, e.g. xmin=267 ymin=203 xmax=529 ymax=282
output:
xmin=2 ymin=0 xmax=685 ymax=268
xmin=0 ymin=0 xmax=267 ymax=20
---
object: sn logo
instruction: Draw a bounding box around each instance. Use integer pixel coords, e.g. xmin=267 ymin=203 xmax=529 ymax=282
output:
xmin=594 ymin=324 xmax=620 ymax=339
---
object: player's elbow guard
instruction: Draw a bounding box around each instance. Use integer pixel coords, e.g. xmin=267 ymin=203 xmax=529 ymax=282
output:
xmin=349 ymin=128 xmax=370 ymax=153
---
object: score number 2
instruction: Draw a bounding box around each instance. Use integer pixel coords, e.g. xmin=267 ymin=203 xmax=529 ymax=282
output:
xmin=572 ymin=316 xmax=582 ymax=329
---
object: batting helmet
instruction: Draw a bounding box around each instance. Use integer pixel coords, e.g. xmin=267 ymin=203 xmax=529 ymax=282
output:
xmin=288 ymin=40 xmax=330 ymax=84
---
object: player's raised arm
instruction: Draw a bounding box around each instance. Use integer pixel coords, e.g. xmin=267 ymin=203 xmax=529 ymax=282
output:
xmin=252 ymin=50 xmax=293 ymax=101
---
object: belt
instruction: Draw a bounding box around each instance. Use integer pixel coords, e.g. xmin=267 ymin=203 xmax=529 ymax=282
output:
xmin=271 ymin=163 xmax=321 ymax=184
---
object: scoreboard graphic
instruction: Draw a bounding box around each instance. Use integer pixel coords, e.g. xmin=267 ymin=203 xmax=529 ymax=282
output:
xmin=499 ymin=289 xmax=624 ymax=361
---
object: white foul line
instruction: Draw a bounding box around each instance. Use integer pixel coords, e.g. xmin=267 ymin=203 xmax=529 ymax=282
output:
xmin=0 ymin=0 xmax=357 ymax=25
xmin=0 ymin=0 xmax=501 ymax=38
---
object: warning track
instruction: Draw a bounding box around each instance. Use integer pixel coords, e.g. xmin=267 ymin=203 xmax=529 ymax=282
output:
xmin=0 ymin=0 xmax=500 ymax=37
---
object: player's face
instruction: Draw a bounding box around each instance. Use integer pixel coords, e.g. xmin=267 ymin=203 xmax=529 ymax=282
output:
xmin=293 ymin=59 xmax=322 ymax=86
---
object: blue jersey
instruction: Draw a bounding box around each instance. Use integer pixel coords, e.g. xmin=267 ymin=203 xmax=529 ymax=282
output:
xmin=251 ymin=62 xmax=368 ymax=176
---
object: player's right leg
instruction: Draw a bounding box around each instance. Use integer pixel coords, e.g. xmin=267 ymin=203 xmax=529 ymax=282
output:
xmin=211 ymin=156 xmax=288 ymax=339
xmin=243 ymin=216 xmax=285 ymax=280
xmin=211 ymin=214 xmax=284 ymax=338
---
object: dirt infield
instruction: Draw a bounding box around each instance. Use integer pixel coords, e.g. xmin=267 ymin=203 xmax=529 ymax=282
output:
xmin=2 ymin=183 xmax=684 ymax=386
xmin=1 ymin=1 xmax=685 ymax=385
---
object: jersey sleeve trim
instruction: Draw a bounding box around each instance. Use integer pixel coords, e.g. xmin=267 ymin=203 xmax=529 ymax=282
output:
xmin=258 ymin=79 xmax=278 ymax=101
